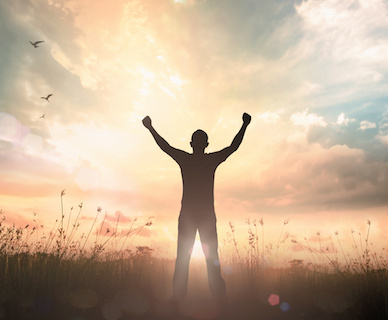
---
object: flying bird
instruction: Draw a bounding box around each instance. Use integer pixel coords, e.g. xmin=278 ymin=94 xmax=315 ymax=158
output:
xmin=39 ymin=114 xmax=46 ymax=119
xmin=41 ymin=94 xmax=53 ymax=102
xmin=30 ymin=40 xmax=44 ymax=48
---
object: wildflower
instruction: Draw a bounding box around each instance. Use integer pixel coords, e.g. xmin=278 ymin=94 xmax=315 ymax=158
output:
xmin=97 ymin=207 xmax=102 ymax=213
xmin=61 ymin=189 xmax=66 ymax=196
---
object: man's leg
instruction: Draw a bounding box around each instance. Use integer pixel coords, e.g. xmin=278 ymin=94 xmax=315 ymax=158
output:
xmin=198 ymin=218 xmax=226 ymax=298
xmin=172 ymin=215 xmax=197 ymax=300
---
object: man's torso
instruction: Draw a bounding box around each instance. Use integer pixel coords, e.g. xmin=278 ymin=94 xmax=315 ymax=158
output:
xmin=175 ymin=153 xmax=226 ymax=215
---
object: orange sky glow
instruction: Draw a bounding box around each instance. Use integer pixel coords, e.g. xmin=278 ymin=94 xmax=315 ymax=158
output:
xmin=1 ymin=0 xmax=388 ymax=265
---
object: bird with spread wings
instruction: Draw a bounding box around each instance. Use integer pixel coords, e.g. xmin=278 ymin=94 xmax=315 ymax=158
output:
xmin=30 ymin=41 xmax=44 ymax=48
xmin=41 ymin=94 xmax=53 ymax=102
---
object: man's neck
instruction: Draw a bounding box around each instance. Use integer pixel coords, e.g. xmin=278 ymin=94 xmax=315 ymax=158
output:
xmin=192 ymin=149 xmax=206 ymax=155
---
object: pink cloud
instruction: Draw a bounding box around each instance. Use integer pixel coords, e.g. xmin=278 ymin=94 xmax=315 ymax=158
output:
xmin=94 ymin=221 xmax=114 ymax=236
xmin=105 ymin=211 xmax=133 ymax=223
xmin=139 ymin=227 xmax=154 ymax=238
xmin=1 ymin=211 xmax=31 ymax=229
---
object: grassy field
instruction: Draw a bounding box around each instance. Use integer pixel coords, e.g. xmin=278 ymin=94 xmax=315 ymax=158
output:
xmin=0 ymin=204 xmax=387 ymax=320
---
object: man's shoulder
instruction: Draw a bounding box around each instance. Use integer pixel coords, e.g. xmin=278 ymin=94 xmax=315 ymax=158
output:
xmin=170 ymin=148 xmax=191 ymax=162
xmin=207 ymin=148 xmax=231 ymax=163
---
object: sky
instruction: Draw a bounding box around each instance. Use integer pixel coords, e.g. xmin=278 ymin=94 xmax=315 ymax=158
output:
xmin=1 ymin=0 xmax=388 ymax=261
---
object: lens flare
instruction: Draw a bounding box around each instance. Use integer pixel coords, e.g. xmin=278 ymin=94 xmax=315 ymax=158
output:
xmin=268 ymin=294 xmax=280 ymax=306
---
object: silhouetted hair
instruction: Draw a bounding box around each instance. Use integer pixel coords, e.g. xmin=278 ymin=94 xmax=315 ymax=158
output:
xmin=191 ymin=130 xmax=208 ymax=150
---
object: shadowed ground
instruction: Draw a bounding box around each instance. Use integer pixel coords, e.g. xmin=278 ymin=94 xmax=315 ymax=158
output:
xmin=2 ymin=256 xmax=386 ymax=320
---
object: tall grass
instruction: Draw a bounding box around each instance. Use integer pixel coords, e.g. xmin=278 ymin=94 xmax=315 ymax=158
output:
xmin=0 ymin=197 xmax=387 ymax=320
xmin=219 ymin=218 xmax=388 ymax=320
xmin=0 ymin=192 xmax=157 ymax=319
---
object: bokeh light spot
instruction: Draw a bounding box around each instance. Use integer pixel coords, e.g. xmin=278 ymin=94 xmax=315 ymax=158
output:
xmin=280 ymin=302 xmax=290 ymax=312
xmin=268 ymin=294 xmax=280 ymax=306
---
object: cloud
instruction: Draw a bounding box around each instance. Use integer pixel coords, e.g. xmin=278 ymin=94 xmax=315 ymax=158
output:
xmin=290 ymin=109 xmax=327 ymax=129
xmin=377 ymin=134 xmax=388 ymax=146
xmin=219 ymin=140 xmax=388 ymax=214
xmin=257 ymin=111 xmax=282 ymax=124
xmin=295 ymin=82 xmax=322 ymax=97
xmin=95 ymin=220 xmax=114 ymax=236
xmin=1 ymin=212 xmax=31 ymax=229
xmin=105 ymin=211 xmax=133 ymax=223
xmin=292 ymin=0 xmax=388 ymax=109
xmin=138 ymin=227 xmax=153 ymax=238
xmin=295 ymin=0 xmax=388 ymax=65
xmin=294 ymin=107 xmax=387 ymax=158
xmin=0 ymin=146 xmax=73 ymax=197
xmin=359 ymin=120 xmax=377 ymax=131
xmin=336 ymin=112 xmax=352 ymax=126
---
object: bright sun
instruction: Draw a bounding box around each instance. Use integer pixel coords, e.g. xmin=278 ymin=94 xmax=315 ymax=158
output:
xmin=191 ymin=238 xmax=206 ymax=259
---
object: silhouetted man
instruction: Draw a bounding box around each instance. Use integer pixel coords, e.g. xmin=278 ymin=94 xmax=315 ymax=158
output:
xmin=142 ymin=113 xmax=251 ymax=301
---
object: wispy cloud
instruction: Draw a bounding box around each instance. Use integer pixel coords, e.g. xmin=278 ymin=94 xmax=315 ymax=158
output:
xmin=359 ymin=120 xmax=377 ymax=131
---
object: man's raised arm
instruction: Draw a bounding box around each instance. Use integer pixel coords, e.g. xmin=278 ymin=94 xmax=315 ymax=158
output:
xmin=142 ymin=116 xmax=184 ymax=158
xmin=213 ymin=113 xmax=251 ymax=159
xmin=229 ymin=112 xmax=251 ymax=152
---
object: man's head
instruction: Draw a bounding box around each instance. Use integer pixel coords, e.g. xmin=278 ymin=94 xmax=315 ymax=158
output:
xmin=190 ymin=129 xmax=208 ymax=152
